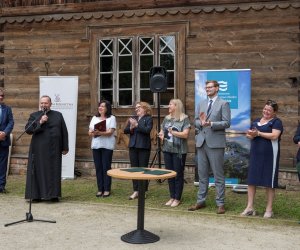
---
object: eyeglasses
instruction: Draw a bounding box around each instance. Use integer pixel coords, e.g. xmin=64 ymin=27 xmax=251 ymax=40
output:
xmin=205 ymin=86 xmax=216 ymax=89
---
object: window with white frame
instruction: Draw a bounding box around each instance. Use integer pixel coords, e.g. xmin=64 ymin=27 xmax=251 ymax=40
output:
xmin=98 ymin=35 xmax=175 ymax=107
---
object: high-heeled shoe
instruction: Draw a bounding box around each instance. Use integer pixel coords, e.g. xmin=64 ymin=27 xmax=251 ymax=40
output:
xmin=170 ymin=200 xmax=181 ymax=207
xmin=129 ymin=192 xmax=138 ymax=200
xmin=240 ymin=209 xmax=257 ymax=216
xmin=165 ymin=199 xmax=174 ymax=206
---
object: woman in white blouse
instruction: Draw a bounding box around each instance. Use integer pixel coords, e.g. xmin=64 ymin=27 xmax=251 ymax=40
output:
xmin=89 ymin=100 xmax=116 ymax=198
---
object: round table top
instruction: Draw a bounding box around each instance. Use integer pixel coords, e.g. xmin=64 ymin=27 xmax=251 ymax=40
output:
xmin=107 ymin=168 xmax=176 ymax=180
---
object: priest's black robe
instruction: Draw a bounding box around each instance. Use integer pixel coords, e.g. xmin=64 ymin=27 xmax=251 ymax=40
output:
xmin=25 ymin=110 xmax=69 ymax=200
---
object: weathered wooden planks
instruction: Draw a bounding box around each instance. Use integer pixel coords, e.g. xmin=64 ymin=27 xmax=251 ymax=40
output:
xmin=0 ymin=1 xmax=299 ymax=172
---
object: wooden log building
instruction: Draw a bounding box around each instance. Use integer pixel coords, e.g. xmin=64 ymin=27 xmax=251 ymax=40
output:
xmin=0 ymin=0 xmax=299 ymax=188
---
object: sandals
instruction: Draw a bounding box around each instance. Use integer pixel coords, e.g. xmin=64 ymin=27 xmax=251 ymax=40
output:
xmin=263 ymin=211 xmax=274 ymax=218
xmin=241 ymin=208 xmax=274 ymax=218
xmin=240 ymin=209 xmax=257 ymax=216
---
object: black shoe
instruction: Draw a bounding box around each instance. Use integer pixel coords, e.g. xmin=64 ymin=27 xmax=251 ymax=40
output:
xmin=103 ymin=192 xmax=110 ymax=198
xmin=0 ymin=188 xmax=6 ymax=193
xmin=96 ymin=192 xmax=103 ymax=198
xmin=51 ymin=198 xmax=59 ymax=202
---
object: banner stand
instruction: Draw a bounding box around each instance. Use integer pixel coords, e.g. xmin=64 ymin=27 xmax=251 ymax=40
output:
xmin=40 ymin=76 xmax=78 ymax=179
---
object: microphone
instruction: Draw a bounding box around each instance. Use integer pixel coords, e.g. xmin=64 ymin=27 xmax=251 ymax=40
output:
xmin=41 ymin=108 xmax=48 ymax=124
xmin=43 ymin=107 xmax=48 ymax=115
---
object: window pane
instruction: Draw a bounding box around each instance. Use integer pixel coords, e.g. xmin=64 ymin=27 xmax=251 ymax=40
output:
xmin=100 ymin=39 xmax=113 ymax=56
xmin=140 ymin=37 xmax=154 ymax=55
xmin=97 ymin=35 xmax=176 ymax=108
xmin=100 ymin=74 xmax=113 ymax=89
xmin=160 ymin=54 xmax=174 ymax=70
xmin=160 ymin=36 xmax=175 ymax=54
xmin=119 ymin=38 xmax=132 ymax=55
xmin=100 ymin=90 xmax=113 ymax=104
xmin=140 ymin=90 xmax=153 ymax=104
xmin=160 ymin=90 xmax=174 ymax=106
xmin=119 ymin=90 xmax=132 ymax=105
xmin=119 ymin=56 xmax=132 ymax=71
xmin=119 ymin=73 xmax=132 ymax=88
xmin=167 ymin=72 xmax=174 ymax=88
xmin=140 ymin=72 xmax=150 ymax=88
xmin=100 ymin=57 xmax=113 ymax=72
xmin=140 ymin=55 xmax=153 ymax=71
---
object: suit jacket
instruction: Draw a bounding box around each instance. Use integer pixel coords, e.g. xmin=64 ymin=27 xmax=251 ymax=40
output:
xmin=0 ymin=104 xmax=14 ymax=148
xmin=195 ymin=96 xmax=231 ymax=148
xmin=124 ymin=115 xmax=153 ymax=150
xmin=293 ymin=123 xmax=300 ymax=162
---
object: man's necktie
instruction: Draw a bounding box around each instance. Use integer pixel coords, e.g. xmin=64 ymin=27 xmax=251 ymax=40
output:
xmin=207 ymin=100 xmax=213 ymax=115
xmin=0 ymin=105 xmax=2 ymax=122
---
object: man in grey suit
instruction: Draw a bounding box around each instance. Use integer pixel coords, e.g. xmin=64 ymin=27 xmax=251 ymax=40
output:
xmin=188 ymin=80 xmax=231 ymax=214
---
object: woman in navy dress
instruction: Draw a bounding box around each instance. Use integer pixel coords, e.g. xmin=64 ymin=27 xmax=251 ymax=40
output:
xmin=241 ymin=100 xmax=283 ymax=218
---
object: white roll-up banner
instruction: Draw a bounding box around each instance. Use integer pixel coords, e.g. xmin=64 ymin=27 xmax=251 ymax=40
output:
xmin=40 ymin=76 xmax=78 ymax=179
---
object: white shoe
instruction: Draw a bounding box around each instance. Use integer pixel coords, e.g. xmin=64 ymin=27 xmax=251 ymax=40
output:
xmin=263 ymin=211 xmax=274 ymax=218
xmin=129 ymin=192 xmax=138 ymax=200
xmin=240 ymin=209 xmax=256 ymax=216
xmin=165 ymin=199 xmax=174 ymax=206
xmin=171 ymin=200 xmax=181 ymax=207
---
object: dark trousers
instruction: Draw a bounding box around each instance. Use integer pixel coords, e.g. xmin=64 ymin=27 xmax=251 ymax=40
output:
xmin=163 ymin=152 xmax=186 ymax=200
xmin=92 ymin=148 xmax=113 ymax=192
xmin=129 ymin=147 xmax=150 ymax=191
xmin=0 ymin=147 xmax=9 ymax=189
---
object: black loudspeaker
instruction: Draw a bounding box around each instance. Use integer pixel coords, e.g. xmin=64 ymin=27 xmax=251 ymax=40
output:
xmin=149 ymin=66 xmax=167 ymax=93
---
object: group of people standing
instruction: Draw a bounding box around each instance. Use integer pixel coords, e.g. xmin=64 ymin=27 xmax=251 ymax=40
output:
xmin=87 ymin=79 xmax=291 ymax=219
xmin=88 ymin=98 xmax=191 ymax=207
xmin=0 ymin=84 xmax=298 ymax=219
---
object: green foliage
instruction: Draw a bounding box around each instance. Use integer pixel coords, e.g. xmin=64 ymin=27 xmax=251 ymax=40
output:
xmin=5 ymin=175 xmax=300 ymax=222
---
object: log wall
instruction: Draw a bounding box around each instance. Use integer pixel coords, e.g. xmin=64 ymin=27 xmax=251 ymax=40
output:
xmin=0 ymin=1 xmax=299 ymax=176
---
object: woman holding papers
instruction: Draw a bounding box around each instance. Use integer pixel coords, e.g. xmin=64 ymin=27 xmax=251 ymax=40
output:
xmin=158 ymin=99 xmax=191 ymax=207
xmin=89 ymin=100 xmax=116 ymax=198
xmin=124 ymin=102 xmax=153 ymax=200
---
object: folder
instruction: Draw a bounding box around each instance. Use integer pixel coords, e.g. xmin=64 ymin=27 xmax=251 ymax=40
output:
xmin=94 ymin=120 xmax=106 ymax=137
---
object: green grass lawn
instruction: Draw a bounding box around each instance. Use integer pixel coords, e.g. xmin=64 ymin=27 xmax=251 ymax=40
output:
xmin=4 ymin=175 xmax=300 ymax=222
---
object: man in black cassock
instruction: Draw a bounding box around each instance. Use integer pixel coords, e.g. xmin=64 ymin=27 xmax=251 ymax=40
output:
xmin=25 ymin=95 xmax=69 ymax=202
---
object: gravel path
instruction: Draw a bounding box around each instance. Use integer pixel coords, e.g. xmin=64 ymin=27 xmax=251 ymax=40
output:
xmin=1 ymin=196 xmax=299 ymax=250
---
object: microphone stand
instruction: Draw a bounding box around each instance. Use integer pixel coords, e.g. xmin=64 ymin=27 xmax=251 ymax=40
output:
xmin=5 ymin=109 xmax=56 ymax=227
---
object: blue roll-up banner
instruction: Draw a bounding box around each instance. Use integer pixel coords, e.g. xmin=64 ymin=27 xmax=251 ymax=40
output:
xmin=195 ymin=69 xmax=251 ymax=186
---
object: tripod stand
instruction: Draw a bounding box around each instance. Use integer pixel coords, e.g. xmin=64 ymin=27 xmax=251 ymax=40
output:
xmin=148 ymin=92 xmax=165 ymax=183
xmin=5 ymin=111 xmax=56 ymax=227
